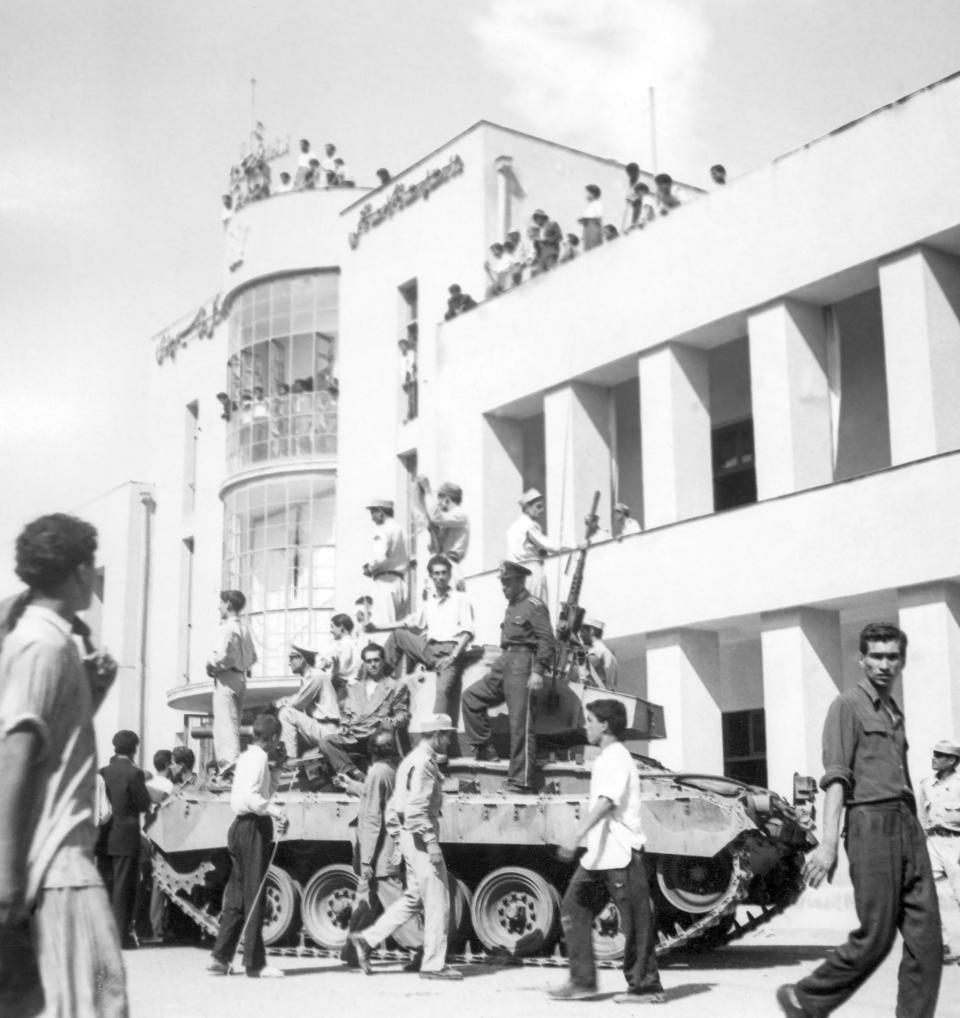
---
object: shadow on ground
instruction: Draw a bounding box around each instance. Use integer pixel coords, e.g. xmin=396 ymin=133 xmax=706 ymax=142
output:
xmin=665 ymin=944 xmax=829 ymax=970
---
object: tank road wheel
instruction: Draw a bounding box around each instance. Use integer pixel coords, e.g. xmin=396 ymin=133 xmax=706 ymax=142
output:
xmin=389 ymin=872 xmax=473 ymax=951
xmin=655 ymin=853 xmax=736 ymax=914
xmin=261 ymin=866 xmax=301 ymax=946
xmin=301 ymin=864 xmax=357 ymax=949
xmin=471 ymin=867 xmax=560 ymax=956
xmin=592 ymin=901 xmax=626 ymax=961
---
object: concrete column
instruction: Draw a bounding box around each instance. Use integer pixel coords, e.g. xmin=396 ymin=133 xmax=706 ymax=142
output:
xmin=645 ymin=628 xmax=722 ymax=772
xmin=481 ymin=415 xmax=524 ymax=573
xmin=760 ymin=608 xmax=842 ymax=798
xmin=543 ymin=383 xmax=613 ymax=546
xmin=748 ymin=300 xmax=834 ymax=499
xmin=897 ymin=583 xmax=960 ymax=787
xmin=879 ymin=246 xmax=960 ymax=463
xmin=638 ymin=344 xmax=713 ymax=528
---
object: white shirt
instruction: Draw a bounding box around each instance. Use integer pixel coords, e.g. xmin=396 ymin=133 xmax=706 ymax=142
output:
xmin=581 ymin=740 xmax=645 ymax=869
xmin=368 ymin=518 xmax=408 ymax=574
xmin=506 ymin=513 xmax=558 ymax=562
xmin=919 ymin=767 xmax=960 ymax=833
xmin=147 ymin=774 xmax=175 ymax=805
xmin=619 ymin=517 xmax=641 ymax=537
xmin=413 ymin=589 xmax=474 ymax=643
xmin=581 ymin=197 xmax=603 ymax=221
xmin=230 ymin=744 xmax=277 ymax=816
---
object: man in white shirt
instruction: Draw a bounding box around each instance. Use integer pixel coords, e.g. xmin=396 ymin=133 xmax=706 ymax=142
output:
xmin=550 ymin=699 xmax=664 ymax=1003
xmin=362 ymin=500 xmax=409 ymax=626
xmin=206 ymin=589 xmax=257 ymax=769
xmin=382 ymin=555 xmax=474 ymax=745
xmin=614 ymin=502 xmax=641 ymax=538
xmin=320 ymin=143 xmax=337 ymax=184
xmin=207 ymin=714 xmax=287 ymax=979
xmin=919 ymin=738 xmax=960 ymax=963
xmin=506 ymin=488 xmax=569 ymax=605
xmin=0 ymin=513 xmax=126 ymax=1017
xmin=324 ymin=613 xmax=361 ymax=685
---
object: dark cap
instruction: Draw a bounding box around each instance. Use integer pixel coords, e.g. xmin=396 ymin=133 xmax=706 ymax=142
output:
xmin=499 ymin=559 xmax=531 ymax=578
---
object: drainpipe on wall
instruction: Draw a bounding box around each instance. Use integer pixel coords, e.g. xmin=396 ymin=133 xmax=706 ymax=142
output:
xmin=138 ymin=490 xmax=156 ymax=762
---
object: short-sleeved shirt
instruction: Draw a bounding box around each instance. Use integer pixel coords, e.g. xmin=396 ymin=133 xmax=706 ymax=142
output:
xmin=581 ymin=740 xmax=645 ymax=870
xmin=413 ymin=589 xmax=474 ymax=643
xmin=0 ymin=605 xmax=102 ymax=902
xmin=820 ymin=677 xmax=914 ymax=805
xmin=389 ymin=741 xmax=443 ymax=844
xmin=919 ymin=768 xmax=960 ymax=833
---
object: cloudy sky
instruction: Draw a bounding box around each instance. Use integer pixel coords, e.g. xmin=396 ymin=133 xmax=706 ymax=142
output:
xmin=1 ymin=0 xmax=958 ymax=579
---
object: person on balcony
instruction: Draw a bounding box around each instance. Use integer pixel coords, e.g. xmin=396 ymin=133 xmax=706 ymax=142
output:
xmin=531 ymin=209 xmax=562 ymax=274
xmin=505 ymin=488 xmax=571 ymax=605
xmin=579 ymin=184 xmax=604 ymax=250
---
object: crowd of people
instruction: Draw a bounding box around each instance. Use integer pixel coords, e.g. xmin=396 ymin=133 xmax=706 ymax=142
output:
xmin=217 ymin=373 xmax=340 ymax=463
xmin=1 ymin=510 xmax=958 ymax=1017
xmin=222 ymin=138 xmax=356 ymax=221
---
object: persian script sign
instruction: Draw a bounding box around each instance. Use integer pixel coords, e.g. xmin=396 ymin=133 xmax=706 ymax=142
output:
xmin=349 ymin=155 xmax=464 ymax=249
xmin=154 ymin=294 xmax=226 ymax=365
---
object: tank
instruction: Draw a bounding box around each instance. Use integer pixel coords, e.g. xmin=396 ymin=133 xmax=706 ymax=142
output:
xmin=149 ymin=656 xmax=818 ymax=960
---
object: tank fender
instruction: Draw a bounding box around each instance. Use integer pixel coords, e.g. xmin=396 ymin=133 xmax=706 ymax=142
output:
xmin=642 ymin=797 xmax=752 ymax=857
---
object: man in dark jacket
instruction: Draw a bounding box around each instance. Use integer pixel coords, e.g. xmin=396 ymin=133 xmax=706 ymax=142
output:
xmin=100 ymin=729 xmax=151 ymax=948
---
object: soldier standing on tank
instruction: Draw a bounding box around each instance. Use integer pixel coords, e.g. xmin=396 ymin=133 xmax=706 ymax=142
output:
xmin=349 ymin=713 xmax=462 ymax=981
xmin=549 ymin=699 xmax=665 ymax=1003
xmin=461 ymin=559 xmax=556 ymax=794
xmin=777 ymin=623 xmax=942 ymax=1018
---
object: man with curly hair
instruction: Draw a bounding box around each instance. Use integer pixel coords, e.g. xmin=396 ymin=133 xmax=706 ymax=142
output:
xmin=0 ymin=513 xmax=127 ymax=1017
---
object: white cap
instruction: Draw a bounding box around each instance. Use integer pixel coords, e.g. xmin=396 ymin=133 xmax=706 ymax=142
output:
xmin=414 ymin=713 xmax=455 ymax=733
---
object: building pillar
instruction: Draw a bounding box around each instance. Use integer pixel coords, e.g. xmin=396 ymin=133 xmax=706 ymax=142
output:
xmin=638 ymin=343 xmax=713 ymax=528
xmin=760 ymin=608 xmax=842 ymax=799
xmin=748 ymin=300 xmax=834 ymax=499
xmin=879 ymin=246 xmax=960 ymax=464
xmin=645 ymin=628 xmax=722 ymax=772
xmin=543 ymin=382 xmax=613 ymax=546
xmin=897 ymin=583 xmax=960 ymax=787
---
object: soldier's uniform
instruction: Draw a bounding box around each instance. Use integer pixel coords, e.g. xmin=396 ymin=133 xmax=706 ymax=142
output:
xmin=462 ymin=562 xmax=556 ymax=792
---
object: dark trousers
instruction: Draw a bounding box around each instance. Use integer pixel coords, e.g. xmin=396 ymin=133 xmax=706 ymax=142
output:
xmin=317 ymin=732 xmax=364 ymax=774
xmin=110 ymin=852 xmax=140 ymax=942
xmin=462 ymin=647 xmax=536 ymax=788
xmin=561 ymin=852 xmax=662 ymax=994
xmin=797 ymin=801 xmax=942 ymax=1018
xmin=211 ymin=814 xmax=273 ymax=972
xmin=384 ymin=630 xmax=464 ymax=752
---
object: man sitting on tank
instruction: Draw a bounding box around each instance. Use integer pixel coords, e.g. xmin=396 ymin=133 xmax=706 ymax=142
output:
xmin=314 ymin=642 xmax=410 ymax=779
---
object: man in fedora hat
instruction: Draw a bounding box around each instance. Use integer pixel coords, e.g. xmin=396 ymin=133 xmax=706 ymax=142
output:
xmin=362 ymin=500 xmax=408 ymax=626
xmin=461 ymin=560 xmax=556 ymax=794
xmin=349 ymin=713 xmax=462 ymax=981
xmin=505 ymin=488 xmax=570 ymax=605
xmin=276 ymin=642 xmax=342 ymax=760
xmin=919 ymin=738 xmax=960 ymax=963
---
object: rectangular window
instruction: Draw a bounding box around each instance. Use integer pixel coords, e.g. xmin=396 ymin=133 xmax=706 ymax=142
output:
xmin=712 ymin=418 xmax=757 ymax=511
xmin=183 ymin=400 xmax=199 ymax=513
xmin=722 ymin=708 xmax=767 ymax=787
xmin=399 ymin=451 xmax=418 ymax=606
xmin=398 ymin=279 xmax=418 ymax=423
xmin=178 ymin=537 xmax=195 ymax=681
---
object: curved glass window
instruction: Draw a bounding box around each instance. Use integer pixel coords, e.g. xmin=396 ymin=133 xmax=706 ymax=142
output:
xmin=225 ymin=273 xmax=338 ymax=472
xmin=222 ymin=474 xmax=335 ymax=677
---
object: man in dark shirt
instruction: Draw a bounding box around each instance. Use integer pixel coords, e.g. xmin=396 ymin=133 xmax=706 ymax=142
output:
xmin=462 ymin=560 xmax=556 ymax=793
xmin=777 ymin=623 xmax=941 ymax=1018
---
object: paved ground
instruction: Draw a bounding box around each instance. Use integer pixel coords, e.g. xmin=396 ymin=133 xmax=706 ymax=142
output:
xmin=125 ymin=907 xmax=960 ymax=1018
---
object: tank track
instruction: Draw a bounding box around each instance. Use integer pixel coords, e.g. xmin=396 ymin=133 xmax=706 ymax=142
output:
xmin=154 ymin=846 xmax=799 ymax=967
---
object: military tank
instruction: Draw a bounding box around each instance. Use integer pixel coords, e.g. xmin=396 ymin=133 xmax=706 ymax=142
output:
xmin=148 ymin=663 xmax=817 ymax=961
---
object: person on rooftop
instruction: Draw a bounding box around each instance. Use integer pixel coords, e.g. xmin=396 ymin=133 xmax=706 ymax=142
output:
xmin=295 ymin=139 xmax=315 ymax=188
xmin=710 ymin=163 xmax=727 ymax=186
xmin=333 ymin=157 xmax=354 ymax=187
xmin=321 ymin=144 xmax=337 ymax=184
xmin=560 ymin=233 xmax=580 ymax=262
xmin=579 ymin=185 xmax=604 ymax=250
xmin=376 ymin=168 xmax=392 ymax=187
xmin=275 ymin=171 xmax=292 ymax=194
xmin=532 ymin=209 xmax=562 ymax=274
xmin=654 ymin=173 xmax=682 ymax=215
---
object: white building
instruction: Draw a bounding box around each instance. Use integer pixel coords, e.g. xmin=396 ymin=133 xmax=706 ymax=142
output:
xmin=130 ymin=75 xmax=960 ymax=810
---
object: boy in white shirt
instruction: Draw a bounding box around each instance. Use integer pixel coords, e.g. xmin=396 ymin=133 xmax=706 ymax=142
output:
xmin=549 ymin=699 xmax=665 ymax=1003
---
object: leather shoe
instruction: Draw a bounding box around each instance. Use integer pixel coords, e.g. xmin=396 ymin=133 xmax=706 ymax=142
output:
xmin=403 ymin=950 xmax=423 ymax=972
xmin=246 ymin=965 xmax=284 ymax=978
xmin=207 ymin=959 xmax=231 ymax=976
xmin=498 ymin=782 xmax=536 ymax=795
xmin=419 ymin=967 xmax=463 ymax=981
xmin=776 ymin=985 xmax=812 ymax=1018
xmin=548 ymin=982 xmax=598 ymax=1000
xmin=349 ymin=933 xmax=373 ymax=975
xmin=613 ymin=990 xmax=666 ymax=1004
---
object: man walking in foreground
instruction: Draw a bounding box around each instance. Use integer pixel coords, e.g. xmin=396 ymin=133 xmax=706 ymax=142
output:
xmin=549 ymin=698 xmax=664 ymax=1004
xmin=349 ymin=713 xmax=462 ymax=981
xmin=777 ymin=623 xmax=941 ymax=1018
xmin=0 ymin=513 xmax=127 ymax=1017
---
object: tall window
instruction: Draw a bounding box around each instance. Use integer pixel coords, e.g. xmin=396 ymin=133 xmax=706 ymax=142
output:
xmin=225 ymin=273 xmax=339 ymax=471
xmin=712 ymin=419 xmax=757 ymax=511
xmin=183 ymin=401 xmax=199 ymax=513
xmin=178 ymin=537 xmax=195 ymax=682
xmin=722 ymin=708 xmax=767 ymax=787
xmin=398 ymin=279 xmax=418 ymax=423
xmin=222 ymin=474 xmax=336 ymax=677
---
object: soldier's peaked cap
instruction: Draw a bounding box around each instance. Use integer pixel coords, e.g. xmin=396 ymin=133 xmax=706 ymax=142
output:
xmin=499 ymin=559 xmax=531 ymax=578
xmin=933 ymin=739 xmax=960 ymax=758
xmin=290 ymin=644 xmax=317 ymax=665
